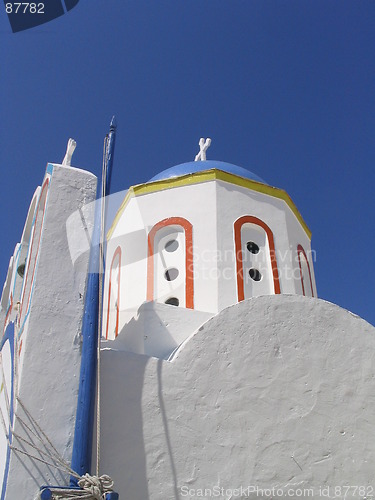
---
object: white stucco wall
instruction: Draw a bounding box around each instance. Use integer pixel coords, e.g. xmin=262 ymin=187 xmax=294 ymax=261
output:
xmin=4 ymin=164 xmax=97 ymax=499
xmin=100 ymin=295 xmax=375 ymax=499
xmin=102 ymin=301 xmax=213 ymax=359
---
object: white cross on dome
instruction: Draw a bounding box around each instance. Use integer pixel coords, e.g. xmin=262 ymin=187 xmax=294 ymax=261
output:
xmin=194 ymin=137 xmax=211 ymax=161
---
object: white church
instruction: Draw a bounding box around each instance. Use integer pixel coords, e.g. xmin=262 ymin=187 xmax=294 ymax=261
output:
xmin=0 ymin=127 xmax=374 ymax=500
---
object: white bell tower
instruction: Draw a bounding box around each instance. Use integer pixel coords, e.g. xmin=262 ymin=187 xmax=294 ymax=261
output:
xmin=102 ymin=144 xmax=316 ymax=358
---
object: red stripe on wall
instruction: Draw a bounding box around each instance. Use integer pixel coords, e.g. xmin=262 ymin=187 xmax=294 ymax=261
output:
xmin=297 ymin=244 xmax=314 ymax=297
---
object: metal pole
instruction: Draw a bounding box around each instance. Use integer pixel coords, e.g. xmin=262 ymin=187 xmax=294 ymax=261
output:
xmin=70 ymin=118 xmax=117 ymax=485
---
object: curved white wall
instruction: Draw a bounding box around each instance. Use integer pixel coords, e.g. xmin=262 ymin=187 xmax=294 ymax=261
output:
xmin=100 ymin=295 xmax=375 ymax=499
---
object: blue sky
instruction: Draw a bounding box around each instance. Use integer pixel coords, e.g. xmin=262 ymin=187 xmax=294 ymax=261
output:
xmin=1 ymin=1 xmax=374 ymax=325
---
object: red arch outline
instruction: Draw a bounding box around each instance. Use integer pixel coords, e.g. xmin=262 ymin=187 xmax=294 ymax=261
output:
xmin=297 ymin=244 xmax=314 ymax=297
xmin=106 ymin=246 xmax=122 ymax=339
xmin=19 ymin=178 xmax=50 ymax=322
xmin=147 ymin=217 xmax=194 ymax=309
xmin=234 ymin=215 xmax=280 ymax=301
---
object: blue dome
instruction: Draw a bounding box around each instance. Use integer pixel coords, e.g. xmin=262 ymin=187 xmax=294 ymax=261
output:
xmin=148 ymin=160 xmax=267 ymax=185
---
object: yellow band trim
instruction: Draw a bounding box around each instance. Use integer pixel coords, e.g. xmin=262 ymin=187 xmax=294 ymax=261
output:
xmin=107 ymin=169 xmax=312 ymax=240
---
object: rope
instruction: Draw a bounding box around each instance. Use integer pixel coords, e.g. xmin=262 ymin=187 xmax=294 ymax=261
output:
xmin=0 ymin=404 xmax=10 ymax=443
xmin=0 ymin=321 xmax=81 ymax=481
xmin=78 ymin=474 xmax=114 ymax=499
xmin=3 ymin=363 xmax=116 ymax=499
xmin=95 ymin=135 xmax=108 ymax=476
xmin=10 ymin=444 xmax=80 ymax=478
xmin=37 ymin=474 xmax=114 ymax=499
xmin=16 ymin=396 xmax=79 ymax=477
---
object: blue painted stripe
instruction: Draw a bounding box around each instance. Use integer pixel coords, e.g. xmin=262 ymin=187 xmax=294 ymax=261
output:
xmin=46 ymin=163 xmax=54 ymax=175
xmin=0 ymin=323 xmax=15 ymax=500
xmin=69 ymin=194 xmax=101 ymax=483
xmin=39 ymin=486 xmax=119 ymax=500
xmin=101 ymin=117 xmax=117 ymax=309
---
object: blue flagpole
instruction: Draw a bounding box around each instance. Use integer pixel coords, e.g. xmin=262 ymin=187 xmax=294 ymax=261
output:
xmin=102 ymin=116 xmax=117 ymax=274
xmin=70 ymin=118 xmax=117 ymax=486
xmin=105 ymin=116 xmax=116 ymax=199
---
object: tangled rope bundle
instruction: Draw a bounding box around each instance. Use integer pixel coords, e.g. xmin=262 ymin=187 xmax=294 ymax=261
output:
xmin=77 ymin=474 xmax=114 ymax=499
xmin=36 ymin=474 xmax=115 ymax=499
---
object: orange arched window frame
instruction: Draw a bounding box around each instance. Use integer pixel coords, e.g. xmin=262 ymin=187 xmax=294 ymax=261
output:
xmin=234 ymin=215 xmax=280 ymax=301
xmin=105 ymin=246 xmax=122 ymax=339
xmin=19 ymin=178 xmax=50 ymax=322
xmin=297 ymin=244 xmax=314 ymax=297
xmin=147 ymin=217 xmax=194 ymax=309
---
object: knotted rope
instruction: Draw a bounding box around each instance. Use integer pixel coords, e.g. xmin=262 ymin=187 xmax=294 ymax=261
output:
xmin=37 ymin=473 xmax=115 ymax=499
xmin=78 ymin=474 xmax=114 ymax=499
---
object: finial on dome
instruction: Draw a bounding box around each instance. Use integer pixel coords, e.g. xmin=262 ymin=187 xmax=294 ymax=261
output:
xmin=194 ymin=137 xmax=211 ymax=161
xmin=62 ymin=138 xmax=77 ymax=166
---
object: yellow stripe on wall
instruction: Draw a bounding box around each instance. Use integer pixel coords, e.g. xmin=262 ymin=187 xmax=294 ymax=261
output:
xmin=107 ymin=169 xmax=312 ymax=240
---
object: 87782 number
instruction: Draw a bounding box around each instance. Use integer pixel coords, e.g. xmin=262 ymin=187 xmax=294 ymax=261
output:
xmin=5 ymin=3 xmax=45 ymax=14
